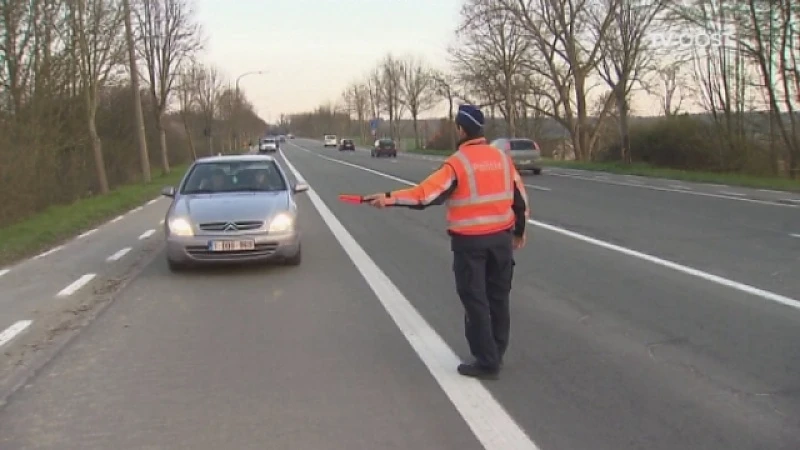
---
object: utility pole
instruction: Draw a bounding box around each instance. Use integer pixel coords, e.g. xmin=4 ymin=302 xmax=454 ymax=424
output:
xmin=234 ymin=71 xmax=266 ymax=150
xmin=122 ymin=0 xmax=151 ymax=182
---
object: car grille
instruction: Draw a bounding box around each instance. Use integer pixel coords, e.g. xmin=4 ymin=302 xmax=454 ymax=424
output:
xmin=198 ymin=221 xmax=263 ymax=232
xmin=185 ymin=243 xmax=279 ymax=260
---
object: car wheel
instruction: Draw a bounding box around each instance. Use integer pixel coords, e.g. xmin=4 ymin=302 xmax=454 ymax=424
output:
xmin=284 ymin=244 xmax=302 ymax=266
xmin=533 ymin=168 xmax=542 ymax=175
xmin=392 ymin=153 xmax=397 ymax=158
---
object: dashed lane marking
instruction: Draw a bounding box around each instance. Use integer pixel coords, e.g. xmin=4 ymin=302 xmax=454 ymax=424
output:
xmin=107 ymin=247 xmax=132 ymax=261
xmin=0 ymin=269 xmax=9 ymax=278
xmin=56 ymin=273 xmax=96 ymax=297
xmin=0 ymin=320 xmax=32 ymax=349
xmin=77 ymin=228 xmax=98 ymax=239
xmin=138 ymin=229 xmax=156 ymax=240
xmin=32 ymin=245 xmax=64 ymax=260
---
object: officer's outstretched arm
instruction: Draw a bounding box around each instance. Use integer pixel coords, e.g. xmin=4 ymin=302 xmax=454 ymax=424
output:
xmin=385 ymin=163 xmax=457 ymax=209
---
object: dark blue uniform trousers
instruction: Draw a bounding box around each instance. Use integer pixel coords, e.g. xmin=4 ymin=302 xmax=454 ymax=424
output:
xmin=452 ymin=232 xmax=514 ymax=370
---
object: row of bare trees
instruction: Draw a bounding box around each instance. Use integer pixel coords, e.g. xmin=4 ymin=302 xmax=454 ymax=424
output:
xmin=288 ymin=0 xmax=800 ymax=179
xmin=0 ymin=0 xmax=267 ymax=227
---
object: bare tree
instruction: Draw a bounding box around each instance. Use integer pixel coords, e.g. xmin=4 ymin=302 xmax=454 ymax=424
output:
xmin=177 ymin=58 xmax=201 ymax=160
xmin=595 ymin=0 xmax=667 ymax=163
xmin=134 ymin=0 xmax=202 ymax=173
xmin=380 ymin=54 xmax=404 ymax=139
xmin=342 ymin=81 xmax=369 ymax=142
xmin=493 ymin=0 xmax=619 ymax=160
xmin=454 ymin=0 xmax=530 ymax=137
xmin=195 ymin=63 xmax=221 ymax=155
xmin=69 ymin=0 xmax=125 ymax=194
xmin=399 ymin=56 xmax=439 ymax=149
xmin=121 ymin=0 xmax=150 ymax=182
xmin=431 ymin=72 xmax=459 ymax=149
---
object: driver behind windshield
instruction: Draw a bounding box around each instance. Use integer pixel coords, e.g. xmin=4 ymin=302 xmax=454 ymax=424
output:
xmin=199 ymin=169 xmax=227 ymax=191
xmin=252 ymin=168 xmax=280 ymax=191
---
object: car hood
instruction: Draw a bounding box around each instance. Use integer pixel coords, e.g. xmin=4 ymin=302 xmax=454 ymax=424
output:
xmin=173 ymin=192 xmax=289 ymax=224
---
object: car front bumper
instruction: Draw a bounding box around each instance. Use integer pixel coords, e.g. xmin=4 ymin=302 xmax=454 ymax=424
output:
xmin=166 ymin=230 xmax=300 ymax=265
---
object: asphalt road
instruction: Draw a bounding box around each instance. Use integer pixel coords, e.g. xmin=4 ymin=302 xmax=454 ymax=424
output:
xmin=0 ymin=138 xmax=798 ymax=449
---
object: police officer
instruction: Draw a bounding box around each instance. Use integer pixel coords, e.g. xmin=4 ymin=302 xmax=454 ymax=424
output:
xmin=363 ymin=104 xmax=530 ymax=380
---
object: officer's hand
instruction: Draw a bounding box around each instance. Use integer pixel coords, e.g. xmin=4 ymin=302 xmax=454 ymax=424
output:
xmin=512 ymin=234 xmax=526 ymax=250
xmin=363 ymin=193 xmax=389 ymax=208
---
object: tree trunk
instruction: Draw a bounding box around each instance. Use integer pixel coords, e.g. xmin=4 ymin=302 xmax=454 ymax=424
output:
xmin=156 ymin=113 xmax=170 ymax=174
xmin=88 ymin=108 xmax=110 ymax=194
xmin=182 ymin=115 xmax=197 ymax=160
xmin=412 ymin=111 xmax=420 ymax=149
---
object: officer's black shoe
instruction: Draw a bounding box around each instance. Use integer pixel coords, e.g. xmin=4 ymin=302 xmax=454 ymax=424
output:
xmin=457 ymin=362 xmax=500 ymax=380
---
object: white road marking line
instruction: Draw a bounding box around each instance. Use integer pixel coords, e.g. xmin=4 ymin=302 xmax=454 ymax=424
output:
xmin=110 ymin=215 xmax=124 ymax=223
xmin=56 ymin=273 xmax=96 ymax=297
xmin=159 ymin=219 xmax=165 ymax=225
xmin=138 ymin=229 xmax=155 ymax=240
xmin=669 ymin=184 xmax=691 ymax=190
xmin=719 ymin=191 xmax=745 ymax=197
xmin=146 ymin=198 xmax=158 ymax=205
xmin=77 ymin=228 xmax=98 ymax=239
xmin=131 ymin=206 xmax=143 ymax=213
xmin=791 ymin=233 xmax=800 ymax=239
xmin=280 ymin=148 xmax=540 ymax=449
xmin=107 ymin=247 xmax=132 ymax=261
xmin=547 ymin=172 xmax=798 ymax=208
xmin=524 ymin=184 xmax=551 ymax=191
xmin=0 ymin=320 xmax=32 ymax=348
xmin=32 ymin=245 xmax=64 ymax=260
xmin=0 ymin=268 xmax=9 ymax=278
xmin=759 ymin=189 xmax=781 ymax=194
xmin=292 ymin=144 xmax=800 ymax=312
xmin=780 ymin=198 xmax=800 ymax=204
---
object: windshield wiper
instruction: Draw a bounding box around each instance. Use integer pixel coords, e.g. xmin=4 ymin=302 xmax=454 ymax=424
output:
xmin=183 ymin=189 xmax=216 ymax=194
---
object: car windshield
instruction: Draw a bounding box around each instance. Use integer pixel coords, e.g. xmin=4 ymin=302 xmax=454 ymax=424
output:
xmin=510 ymin=140 xmax=537 ymax=151
xmin=379 ymin=140 xmax=394 ymax=148
xmin=180 ymin=161 xmax=287 ymax=194
xmin=325 ymin=135 xmax=336 ymax=139
xmin=344 ymin=140 xmax=353 ymax=144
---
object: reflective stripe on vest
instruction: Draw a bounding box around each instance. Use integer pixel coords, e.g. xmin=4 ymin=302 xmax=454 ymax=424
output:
xmin=446 ymin=145 xmax=513 ymax=207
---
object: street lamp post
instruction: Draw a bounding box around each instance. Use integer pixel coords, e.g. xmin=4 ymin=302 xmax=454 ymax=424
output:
xmin=234 ymin=71 xmax=267 ymax=151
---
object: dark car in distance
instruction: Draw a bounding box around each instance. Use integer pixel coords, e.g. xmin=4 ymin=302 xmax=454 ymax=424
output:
xmin=339 ymin=139 xmax=355 ymax=151
xmin=371 ymin=139 xmax=397 ymax=158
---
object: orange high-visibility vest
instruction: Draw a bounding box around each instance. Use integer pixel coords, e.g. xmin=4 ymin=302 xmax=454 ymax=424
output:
xmin=444 ymin=138 xmax=521 ymax=235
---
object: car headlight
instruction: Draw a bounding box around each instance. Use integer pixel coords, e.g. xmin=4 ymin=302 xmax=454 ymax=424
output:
xmin=268 ymin=213 xmax=294 ymax=233
xmin=168 ymin=217 xmax=194 ymax=236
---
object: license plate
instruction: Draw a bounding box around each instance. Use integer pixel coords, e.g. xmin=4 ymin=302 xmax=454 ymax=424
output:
xmin=208 ymin=240 xmax=256 ymax=252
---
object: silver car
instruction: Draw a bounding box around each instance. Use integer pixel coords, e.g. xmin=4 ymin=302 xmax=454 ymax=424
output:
xmin=160 ymin=154 xmax=309 ymax=271
xmin=490 ymin=138 xmax=542 ymax=174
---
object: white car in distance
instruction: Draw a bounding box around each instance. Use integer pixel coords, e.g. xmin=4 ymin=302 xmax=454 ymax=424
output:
xmin=323 ymin=135 xmax=338 ymax=147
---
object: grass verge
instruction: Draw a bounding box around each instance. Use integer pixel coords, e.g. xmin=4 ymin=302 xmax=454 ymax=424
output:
xmin=406 ymin=149 xmax=800 ymax=192
xmin=0 ymin=166 xmax=187 ymax=267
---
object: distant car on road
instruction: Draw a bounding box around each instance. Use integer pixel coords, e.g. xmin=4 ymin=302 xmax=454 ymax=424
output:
xmin=278 ymin=135 xmax=286 ymax=142
xmin=287 ymin=134 xmax=295 ymax=139
xmin=371 ymin=138 xmax=397 ymax=158
xmin=258 ymin=137 xmax=279 ymax=153
xmin=339 ymin=139 xmax=355 ymax=151
xmin=323 ymin=135 xmax=338 ymax=147
xmin=160 ymin=154 xmax=308 ymax=271
xmin=490 ymin=137 xmax=542 ymax=174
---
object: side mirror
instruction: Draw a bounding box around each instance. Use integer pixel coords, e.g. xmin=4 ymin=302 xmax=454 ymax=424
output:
xmin=292 ymin=182 xmax=309 ymax=194
xmin=161 ymin=186 xmax=176 ymax=197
